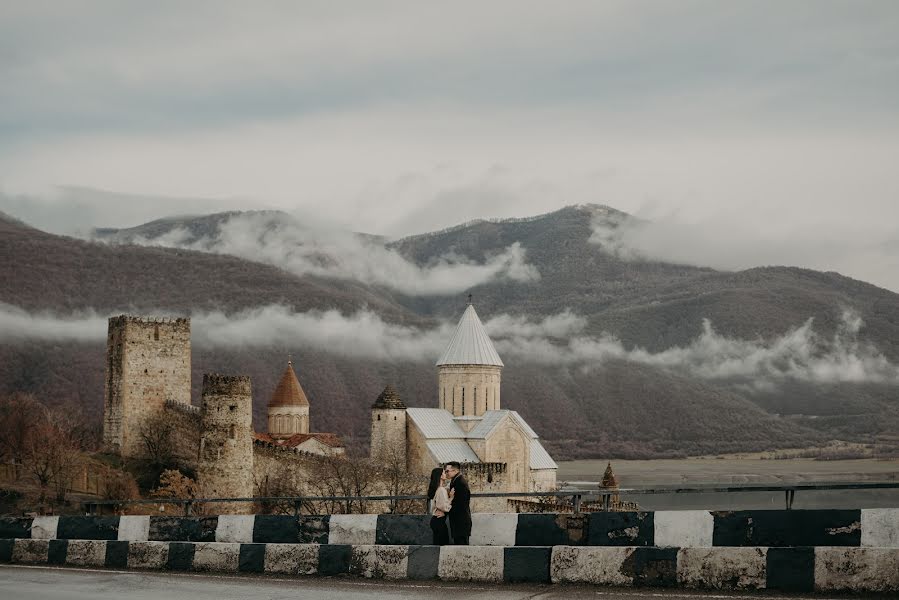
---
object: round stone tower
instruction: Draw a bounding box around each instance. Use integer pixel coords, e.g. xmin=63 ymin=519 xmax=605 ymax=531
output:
xmin=436 ymin=303 xmax=504 ymax=417
xmin=267 ymin=359 xmax=310 ymax=438
xmin=370 ymin=384 xmax=407 ymax=466
xmin=197 ymin=373 xmax=253 ymax=513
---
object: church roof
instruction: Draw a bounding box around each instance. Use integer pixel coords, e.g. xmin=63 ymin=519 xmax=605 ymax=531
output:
xmin=407 ymin=408 xmax=557 ymax=470
xmin=529 ymin=440 xmax=558 ymax=470
xmin=407 ymin=408 xmax=466 ymax=438
xmin=427 ymin=439 xmax=480 ymax=463
xmin=268 ymin=361 xmax=309 ymax=408
xmin=436 ymin=304 xmax=504 ymax=367
xmin=372 ymin=384 xmax=406 ymax=409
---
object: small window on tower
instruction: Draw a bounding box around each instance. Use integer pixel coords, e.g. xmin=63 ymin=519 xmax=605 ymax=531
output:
xmin=377 ymin=415 xmax=381 ymax=421
xmin=154 ymin=325 xmax=159 ymax=341
xmin=229 ymin=424 xmax=236 ymax=439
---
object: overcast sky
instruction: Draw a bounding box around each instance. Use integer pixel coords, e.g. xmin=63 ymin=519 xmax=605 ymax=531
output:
xmin=2 ymin=1 xmax=898 ymax=289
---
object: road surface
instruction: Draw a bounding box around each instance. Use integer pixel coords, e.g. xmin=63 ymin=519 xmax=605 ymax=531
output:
xmin=0 ymin=565 xmax=875 ymax=599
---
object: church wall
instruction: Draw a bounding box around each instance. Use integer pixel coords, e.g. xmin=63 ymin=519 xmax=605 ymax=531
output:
xmin=462 ymin=463 xmax=510 ymax=513
xmin=437 ymin=365 xmax=501 ymax=416
xmin=530 ymin=468 xmax=557 ymax=493
xmin=268 ymin=405 xmax=309 ymax=437
xmin=485 ymin=423 xmax=530 ymax=493
xmin=405 ymin=422 xmax=435 ymax=476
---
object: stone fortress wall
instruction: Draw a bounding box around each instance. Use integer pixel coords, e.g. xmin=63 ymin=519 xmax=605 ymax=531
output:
xmin=103 ymin=316 xmax=191 ymax=458
xmin=196 ymin=375 xmax=254 ymax=512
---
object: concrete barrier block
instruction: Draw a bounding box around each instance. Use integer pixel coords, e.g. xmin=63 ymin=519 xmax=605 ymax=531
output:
xmin=118 ymin=516 xmax=150 ymax=542
xmin=57 ymin=516 xmax=119 ymax=540
xmin=470 ymin=513 xmax=518 ymax=546
xmin=328 ymin=514 xmax=377 ymax=545
xmin=861 ymin=508 xmax=899 ymax=548
xmin=166 ymin=542 xmax=196 ymax=571
xmin=238 ymin=543 xmax=266 ymax=573
xmin=714 ymin=510 xmax=861 ymax=547
xmin=438 ymin=546 xmax=504 ymax=582
xmin=815 ymin=547 xmax=899 ymax=592
xmin=0 ymin=539 xmax=13 ymax=563
xmin=550 ymin=546 xmax=632 ymax=585
xmin=12 ymin=539 xmax=49 ymax=563
xmin=215 ymin=515 xmax=254 ymax=543
xmin=253 ymin=515 xmax=299 ymax=543
xmin=299 ymin=516 xmax=330 ymax=544
xmin=31 ymin=516 xmax=58 ymax=540
xmin=104 ymin=540 xmax=130 ymax=568
xmin=192 ymin=542 xmax=240 ymax=572
xmin=766 ymin=547 xmax=814 ymax=592
xmin=318 ymin=544 xmax=352 ymax=576
xmin=406 ymin=545 xmax=440 ymax=580
xmin=351 ymin=545 xmax=410 ymax=579
xmin=587 ymin=512 xmax=654 ymax=546
xmin=149 ymin=517 xmax=217 ymax=542
xmin=504 ymin=547 xmax=551 ymax=583
xmin=677 ymin=547 xmax=766 ymax=589
xmin=65 ymin=540 xmax=107 ymax=567
xmin=0 ymin=517 xmax=33 ymax=539
xmin=127 ymin=541 xmax=169 ymax=569
xmin=655 ymin=511 xmax=713 ymax=548
xmin=376 ymin=515 xmax=431 ymax=545
xmin=263 ymin=543 xmax=319 ymax=575
xmin=47 ymin=540 xmax=68 ymax=564
xmin=515 ymin=514 xmax=573 ymax=546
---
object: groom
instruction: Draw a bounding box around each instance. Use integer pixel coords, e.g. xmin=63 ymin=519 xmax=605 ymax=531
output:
xmin=444 ymin=462 xmax=471 ymax=545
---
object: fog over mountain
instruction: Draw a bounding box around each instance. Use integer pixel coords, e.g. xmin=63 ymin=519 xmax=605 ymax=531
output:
xmin=2 ymin=204 xmax=898 ymax=459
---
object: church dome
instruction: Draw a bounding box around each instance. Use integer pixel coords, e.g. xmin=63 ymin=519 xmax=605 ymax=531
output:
xmin=268 ymin=360 xmax=309 ymax=407
xmin=436 ymin=304 xmax=504 ymax=367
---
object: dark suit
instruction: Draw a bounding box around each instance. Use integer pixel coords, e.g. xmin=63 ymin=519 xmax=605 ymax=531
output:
xmin=448 ymin=474 xmax=472 ymax=545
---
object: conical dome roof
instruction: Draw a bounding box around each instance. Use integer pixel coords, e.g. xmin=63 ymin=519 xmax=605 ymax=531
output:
xmin=268 ymin=361 xmax=309 ymax=407
xmin=601 ymin=462 xmax=619 ymax=488
xmin=436 ymin=304 xmax=504 ymax=367
xmin=372 ymin=384 xmax=406 ymax=409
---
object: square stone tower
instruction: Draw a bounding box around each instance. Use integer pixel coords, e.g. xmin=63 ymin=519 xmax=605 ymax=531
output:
xmin=102 ymin=315 xmax=191 ymax=457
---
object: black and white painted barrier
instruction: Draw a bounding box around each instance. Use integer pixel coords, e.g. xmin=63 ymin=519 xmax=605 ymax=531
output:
xmin=3 ymin=509 xmax=899 ymax=547
xmin=1 ymin=538 xmax=897 ymax=592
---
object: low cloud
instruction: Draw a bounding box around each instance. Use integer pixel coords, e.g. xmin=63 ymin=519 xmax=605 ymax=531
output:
xmin=590 ymin=211 xmax=899 ymax=293
xmin=94 ymin=211 xmax=540 ymax=296
xmin=2 ymin=303 xmax=896 ymax=388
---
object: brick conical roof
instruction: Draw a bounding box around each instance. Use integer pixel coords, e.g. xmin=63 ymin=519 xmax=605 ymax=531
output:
xmin=372 ymin=384 xmax=406 ymax=409
xmin=268 ymin=361 xmax=309 ymax=407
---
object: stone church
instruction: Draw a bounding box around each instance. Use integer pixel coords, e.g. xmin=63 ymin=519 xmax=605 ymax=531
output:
xmin=370 ymin=303 xmax=558 ymax=494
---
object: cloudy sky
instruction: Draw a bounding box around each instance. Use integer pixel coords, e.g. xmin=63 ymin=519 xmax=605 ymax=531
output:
xmin=2 ymin=1 xmax=898 ymax=289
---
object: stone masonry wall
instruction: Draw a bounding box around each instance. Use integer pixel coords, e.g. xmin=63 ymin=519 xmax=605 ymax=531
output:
xmin=438 ymin=365 xmax=501 ymax=416
xmin=370 ymin=408 xmax=406 ymax=466
xmin=103 ymin=316 xmax=191 ymax=458
xmin=197 ymin=375 xmax=253 ymax=512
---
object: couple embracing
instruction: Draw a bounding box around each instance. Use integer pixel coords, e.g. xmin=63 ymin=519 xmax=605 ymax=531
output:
xmin=427 ymin=461 xmax=471 ymax=545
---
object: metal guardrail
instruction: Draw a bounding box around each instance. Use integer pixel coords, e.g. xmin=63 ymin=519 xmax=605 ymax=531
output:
xmin=81 ymin=481 xmax=899 ymax=516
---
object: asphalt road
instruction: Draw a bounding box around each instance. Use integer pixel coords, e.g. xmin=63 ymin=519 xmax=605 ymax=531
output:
xmin=0 ymin=565 xmax=874 ymax=600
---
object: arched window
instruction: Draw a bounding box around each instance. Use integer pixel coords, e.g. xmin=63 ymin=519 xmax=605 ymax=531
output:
xmin=229 ymin=424 xmax=236 ymax=439
xmin=461 ymin=388 xmax=465 ymax=415
xmin=154 ymin=325 xmax=160 ymax=341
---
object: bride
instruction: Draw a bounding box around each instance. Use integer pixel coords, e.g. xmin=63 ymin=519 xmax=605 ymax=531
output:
xmin=427 ymin=466 xmax=453 ymax=545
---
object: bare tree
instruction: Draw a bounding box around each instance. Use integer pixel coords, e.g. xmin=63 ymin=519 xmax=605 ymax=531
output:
xmin=378 ymin=445 xmax=425 ymax=514
xmin=0 ymin=392 xmax=44 ymax=474
xmin=138 ymin=413 xmax=176 ymax=467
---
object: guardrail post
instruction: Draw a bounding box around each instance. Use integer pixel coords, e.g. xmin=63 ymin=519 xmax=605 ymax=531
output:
xmin=293 ymin=498 xmax=302 ymax=517
xmin=785 ymin=489 xmax=795 ymax=510
xmin=572 ymin=493 xmax=582 ymax=514
xmin=183 ymin=500 xmax=193 ymax=517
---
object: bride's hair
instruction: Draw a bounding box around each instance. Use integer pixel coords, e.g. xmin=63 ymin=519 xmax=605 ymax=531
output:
xmin=427 ymin=467 xmax=443 ymax=500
